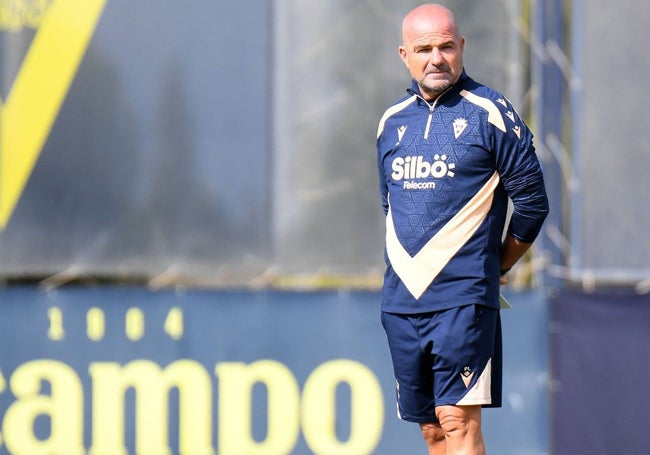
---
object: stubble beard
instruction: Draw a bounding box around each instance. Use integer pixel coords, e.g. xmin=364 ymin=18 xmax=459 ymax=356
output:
xmin=417 ymin=69 xmax=458 ymax=100
xmin=418 ymin=78 xmax=454 ymax=100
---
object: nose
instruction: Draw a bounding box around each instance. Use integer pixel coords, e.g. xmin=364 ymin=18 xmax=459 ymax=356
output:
xmin=429 ymin=47 xmax=444 ymax=66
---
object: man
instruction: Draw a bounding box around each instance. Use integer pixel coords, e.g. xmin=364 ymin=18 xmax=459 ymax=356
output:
xmin=376 ymin=4 xmax=549 ymax=454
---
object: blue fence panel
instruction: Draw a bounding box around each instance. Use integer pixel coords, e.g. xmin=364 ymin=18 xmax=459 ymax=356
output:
xmin=0 ymin=288 xmax=548 ymax=454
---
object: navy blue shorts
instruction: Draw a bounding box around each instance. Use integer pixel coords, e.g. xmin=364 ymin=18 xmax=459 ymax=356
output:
xmin=381 ymin=304 xmax=502 ymax=423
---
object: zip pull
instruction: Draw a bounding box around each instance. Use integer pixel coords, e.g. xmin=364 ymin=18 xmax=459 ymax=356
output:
xmin=424 ymin=103 xmax=434 ymax=139
xmin=420 ymin=86 xmax=452 ymax=140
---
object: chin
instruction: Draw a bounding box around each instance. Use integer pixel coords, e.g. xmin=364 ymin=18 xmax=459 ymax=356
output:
xmin=424 ymin=81 xmax=452 ymax=93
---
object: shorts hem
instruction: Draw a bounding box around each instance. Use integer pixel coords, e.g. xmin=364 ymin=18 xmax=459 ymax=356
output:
xmin=398 ymin=414 xmax=439 ymax=424
xmin=455 ymin=398 xmax=493 ymax=406
xmin=397 ymin=400 xmax=502 ymax=423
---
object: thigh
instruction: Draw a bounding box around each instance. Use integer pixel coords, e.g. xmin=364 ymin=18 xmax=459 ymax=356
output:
xmin=381 ymin=311 xmax=437 ymax=422
xmin=430 ymin=304 xmax=501 ymax=407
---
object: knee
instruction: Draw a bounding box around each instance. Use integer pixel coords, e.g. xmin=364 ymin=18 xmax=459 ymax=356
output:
xmin=436 ymin=405 xmax=481 ymax=439
xmin=419 ymin=422 xmax=446 ymax=446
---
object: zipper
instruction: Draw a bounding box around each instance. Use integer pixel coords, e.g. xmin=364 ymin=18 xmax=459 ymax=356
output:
xmin=423 ymin=102 xmax=434 ymax=139
xmin=413 ymin=87 xmax=452 ymax=140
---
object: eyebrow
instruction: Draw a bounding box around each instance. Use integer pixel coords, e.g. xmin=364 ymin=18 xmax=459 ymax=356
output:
xmin=412 ymin=39 xmax=456 ymax=51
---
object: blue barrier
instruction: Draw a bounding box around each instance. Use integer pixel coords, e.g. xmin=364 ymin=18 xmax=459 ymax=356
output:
xmin=0 ymin=287 xmax=547 ymax=454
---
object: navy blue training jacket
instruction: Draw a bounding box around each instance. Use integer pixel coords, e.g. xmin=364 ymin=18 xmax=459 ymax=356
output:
xmin=377 ymin=71 xmax=549 ymax=314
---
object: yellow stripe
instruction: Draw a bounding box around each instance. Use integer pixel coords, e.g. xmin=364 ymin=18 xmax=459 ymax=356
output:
xmin=459 ymin=90 xmax=506 ymax=133
xmin=386 ymin=172 xmax=500 ymax=299
xmin=376 ymin=96 xmax=417 ymax=139
xmin=0 ymin=0 xmax=109 ymax=228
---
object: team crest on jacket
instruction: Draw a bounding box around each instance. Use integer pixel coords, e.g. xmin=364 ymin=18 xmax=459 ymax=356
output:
xmin=453 ymin=117 xmax=468 ymax=139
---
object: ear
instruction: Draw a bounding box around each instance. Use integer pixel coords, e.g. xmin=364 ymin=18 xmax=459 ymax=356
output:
xmin=398 ymin=45 xmax=409 ymax=69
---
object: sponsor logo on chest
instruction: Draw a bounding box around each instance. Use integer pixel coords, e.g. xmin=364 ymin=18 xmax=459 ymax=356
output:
xmin=391 ymin=154 xmax=456 ymax=190
xmin=389 ymin=116 xmax=468 ymax=190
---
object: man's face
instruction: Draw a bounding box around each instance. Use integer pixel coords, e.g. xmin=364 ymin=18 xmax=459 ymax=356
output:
xmin=399 ymin=18 xmax=465 ymax=100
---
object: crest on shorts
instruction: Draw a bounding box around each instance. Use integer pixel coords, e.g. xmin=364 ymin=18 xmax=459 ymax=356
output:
xmin=460 ymin=366 xmax=474 ymax=388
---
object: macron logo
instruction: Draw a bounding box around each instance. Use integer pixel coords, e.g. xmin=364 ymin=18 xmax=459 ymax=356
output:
xmin=396 ymin=125 xmax=407 ymax=145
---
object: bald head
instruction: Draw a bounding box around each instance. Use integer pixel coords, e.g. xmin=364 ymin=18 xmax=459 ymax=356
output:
xmin=398 ymin=3 xmax=465 ymax=100
xmin=402 ymin=4 xmax=460 ymax=49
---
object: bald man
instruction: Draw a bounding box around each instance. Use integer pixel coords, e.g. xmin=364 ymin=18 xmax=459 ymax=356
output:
xmin=376 ymin=4 xmax=548 ymax=454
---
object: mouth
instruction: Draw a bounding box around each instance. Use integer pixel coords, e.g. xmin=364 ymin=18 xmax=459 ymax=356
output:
xmin=425 ymin=71 xmax=449 ymax=79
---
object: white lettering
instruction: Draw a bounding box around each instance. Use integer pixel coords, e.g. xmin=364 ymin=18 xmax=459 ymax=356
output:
xmin=391 ymin=157 xmax=405 ymax=180
xmin=430 ymin=161 xmax=447 ymax=178
xmin=403 ymin=181 xmax=436 ymax=190
xmin=391 ymin=155 xmax=456 ymax=187
xmin=415 ymin=156 xmax=431 ymax=178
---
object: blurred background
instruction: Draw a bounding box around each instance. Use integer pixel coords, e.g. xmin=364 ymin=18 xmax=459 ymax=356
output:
xmin=0 ymin=0 xmax=648 ymax=454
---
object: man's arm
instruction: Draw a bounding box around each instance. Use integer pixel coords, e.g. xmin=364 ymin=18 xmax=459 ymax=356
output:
xmin=499 ymin=234 xmax=532 ymax=284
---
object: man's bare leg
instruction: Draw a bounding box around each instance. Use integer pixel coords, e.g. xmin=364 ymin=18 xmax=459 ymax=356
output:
xmin=435 ymin=405 xmax=485 ymax=455
xmin=419 ymin=421 xmax=447 ymax=455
